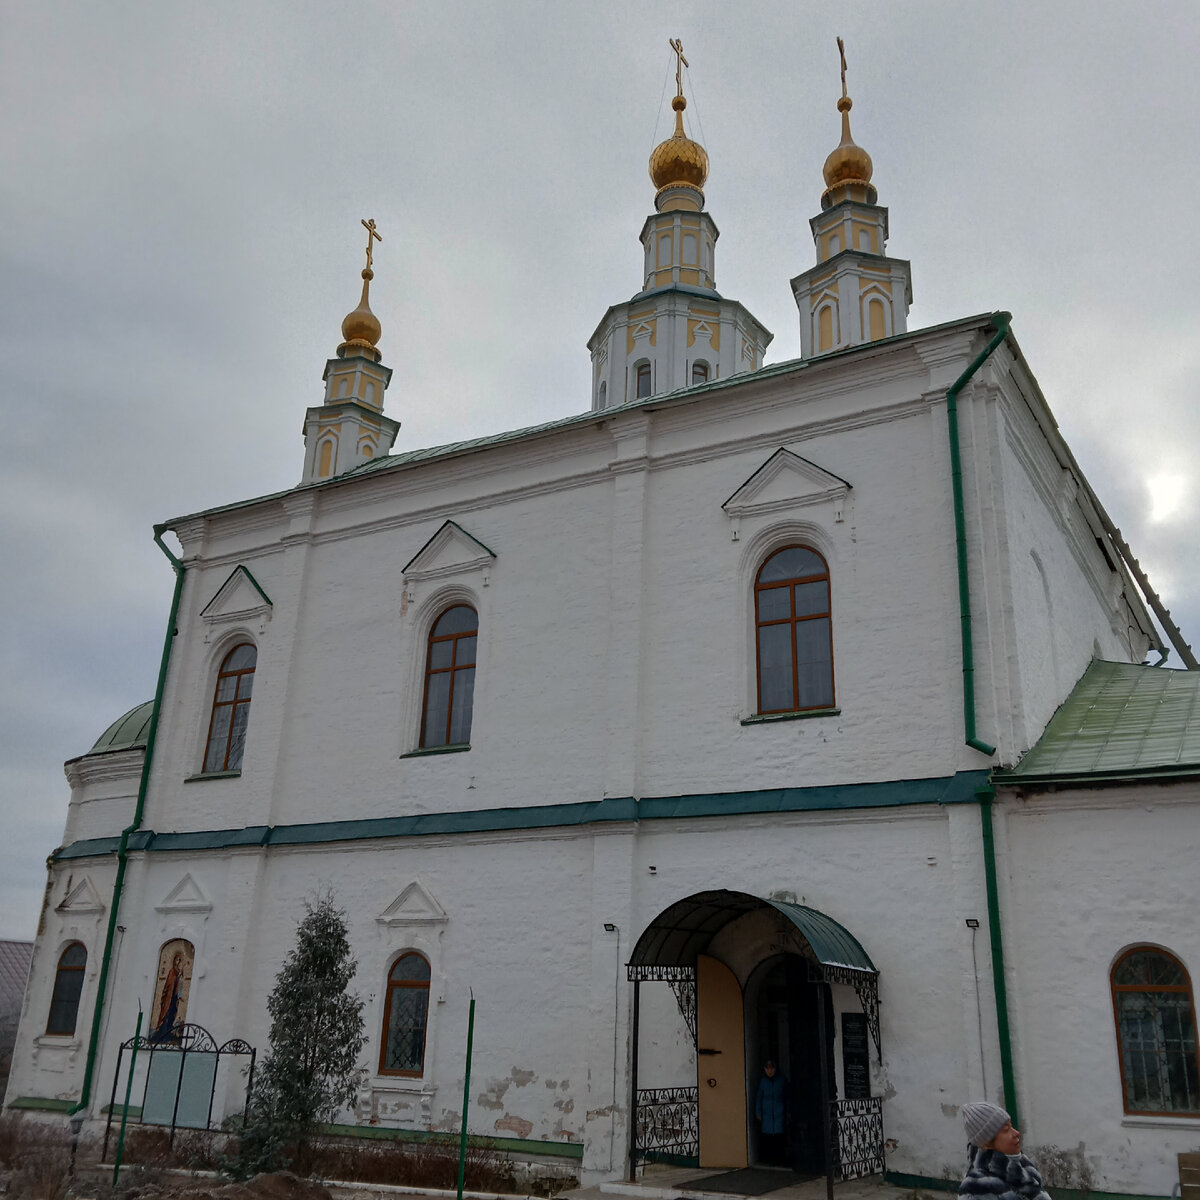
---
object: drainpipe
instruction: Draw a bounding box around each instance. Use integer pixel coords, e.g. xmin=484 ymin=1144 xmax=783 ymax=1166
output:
xmin=69 ymin=525 xmax=185 ymax=1115
xmin=946 ymin=311 xmax=1011 ymax=757
xmin=977 ymin=787 xmax=1018 ymax=1125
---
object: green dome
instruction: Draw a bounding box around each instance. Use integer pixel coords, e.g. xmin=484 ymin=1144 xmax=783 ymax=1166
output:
xmin=89 ymin=700 xmax=154 ymax=754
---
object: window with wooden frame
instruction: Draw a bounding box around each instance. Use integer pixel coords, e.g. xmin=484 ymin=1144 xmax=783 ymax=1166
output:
xmin=635 ymin=361 xmax=652 ymax=399
xmin=202 ymin=643 xmax=256 ymax=773
xmin=379 ymin=952 xmax=431 ymax=1076
xmin=754 ymin=545 xmax=835 ymax=713
xmin=1111 ymin=946 xmax=1200 ymax=1115
xmin=420 ymin=606 xmax=477 ymax=748
xmin=691 ymin=360 xmax=709 ymax=386
xmin=46 ymin=942 xmax=87 ymax=1036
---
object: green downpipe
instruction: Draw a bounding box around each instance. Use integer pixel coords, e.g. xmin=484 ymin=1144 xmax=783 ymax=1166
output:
xmin=69 ymin=526 xmax=185 ymax=1115
xmin=978 ymin=788 xmax=1018 ymax=1124
xmin=946 ymin=311 xmax=1011 ymax=757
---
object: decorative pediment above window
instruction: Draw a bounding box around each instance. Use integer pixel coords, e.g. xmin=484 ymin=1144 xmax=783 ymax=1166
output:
xmin=56 ymin=876 xmax=105 ymax=915
xmin=377 ymin=879 xmax=448 ymax=927
xmin=723 ymin=448 xmax=852 ymax=522
xmin=402 ymin=521 xmax=496 ymax=586
xmin=200 ymin=565 xmax=272 ymax=637
xmin=155 ymin=873 xmax=213 ymax=915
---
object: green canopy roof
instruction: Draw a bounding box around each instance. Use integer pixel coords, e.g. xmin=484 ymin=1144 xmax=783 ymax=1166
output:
xmin=628 ymin=889 xmax=876 ymax=975
xmin=89 ymin=700 xmax=154 ymax=754
xmin=998 ymin=660 xmax=1200 ymax=784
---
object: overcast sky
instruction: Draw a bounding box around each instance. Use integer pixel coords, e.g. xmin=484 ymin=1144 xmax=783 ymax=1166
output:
xmin=2 ymin=1 xmax=1198 ymax=940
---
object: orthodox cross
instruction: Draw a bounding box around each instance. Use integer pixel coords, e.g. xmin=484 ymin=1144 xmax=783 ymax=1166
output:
xmin=669 ymin=38 xmax=688 ymax=98
xmin=837 ymin=36 xmax=848 ymax=100
xmin=361 ymin=217 xmax=382 ymax=270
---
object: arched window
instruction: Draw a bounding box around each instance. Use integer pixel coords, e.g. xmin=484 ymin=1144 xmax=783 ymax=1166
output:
xmin=1111 ymin=947 xmax=1200 ymax=1114
xmin=46 ymin=942 xmax=87 ymax=1036
xmin=379 ymin=952 xmax=431 ymax=1076
xmin=598 ymin=380 xmax=607 ymax=408
xmin=755 ymin=545 xmax=834 ymax=714
xmin=692 ymin=361 xmax=709 ymax=386
xmin=635 ymin=362 xmax=652 ymax=399
xmin=420 ymin=606 xmax=477 ymax=748
xmin=203 ymin=643 xmax=256 ymax=773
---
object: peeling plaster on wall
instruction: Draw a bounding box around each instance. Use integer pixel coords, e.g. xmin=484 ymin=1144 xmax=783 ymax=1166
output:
xmin=941 ymin=1102 xmax=958 ymax=1118
xmin=495 ymin=1114 xmax=534 ymax=1139
xmin=586 ymin=1104 xmax=616 ymax=1121
xmin=477 ymin=1078 xmax=510 ymax=1110
xmin=545 ymin=1079 xmax=558 ymax=1089
xmin=511 ymin=1067 xmax=535 ymax=1087
xmin=554 ymin=1096 xmax=574 ymax=1113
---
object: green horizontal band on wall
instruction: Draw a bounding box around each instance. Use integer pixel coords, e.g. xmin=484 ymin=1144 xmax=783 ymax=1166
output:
xmin=8 ymin=1096 xmax=76 ymax=1112
xmin=883 ymin=1172 xmax=1170 ymax=1200
xmin=320 ymin=1122 xmax=584 ymax=1160
xmin=54 ymin=770 xmax=992 ymax=861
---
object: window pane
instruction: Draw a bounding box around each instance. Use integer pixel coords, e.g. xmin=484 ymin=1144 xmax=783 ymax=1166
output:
xmin=204 ymin=706 xmax=232 ymax=772
xmin=455 ymin=635 xmax=477 ymax=667
xmin=758 ymin=624 xmax=794 ymax=712
xmin=795 ymin=618 xmax=834 ymax=708
xmin=47 ymin=965 xmax=85 ymax=1035
xmin=759 ymin=546 xmax=825 ymax=584
xmin=757 ymin=586 xmax=790 ymax=622
xmin=384 ymin=985 xmax=429 ymax=1073
xmin=225 ymin=645 xmax=257 ymax=671
xmin=449 ymin=667 xmax=475 ymax=744
xmin=237 ymin=670 xmax=255 ymax=699
xmin=1117 ymin=985 xmax=1200 ymax=1112
xmin=390 ymin=954 xmax=431 ymax=982
xmin=428 ymin=640 xmax=453 ymax=671
xmin=227 ymin=702 xmax=250 ymax=771
xmin=423 ymin=673 xmax=450 ymax=747
xmin=216 ymin=674 xmax=238 ymax=702
xmin=636 ymin=365 xmax=651 ymax=398
xmin=794 ymin=580 xmax=830 ymax=618
xmin=433 ymin=606 xmax=477 ymax=637
xmin=692 ymin=363 xmax=708 ymax=385
xmin=60 ymin=943 xmax=87 ymax=968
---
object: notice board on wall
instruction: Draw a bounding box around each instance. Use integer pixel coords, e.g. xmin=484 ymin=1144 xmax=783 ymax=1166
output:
xmin=841 ymin=1011 xmax=871 ymax=1100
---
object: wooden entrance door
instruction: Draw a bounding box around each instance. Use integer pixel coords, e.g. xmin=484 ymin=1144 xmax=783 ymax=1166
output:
xmin=696 ymin=954 xmax=748 ymax=1168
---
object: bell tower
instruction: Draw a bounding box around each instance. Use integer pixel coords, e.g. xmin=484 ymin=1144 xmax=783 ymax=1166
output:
xmin=587 ymin=41 xmax=772 ymax=410
xmin=791 ymin=40 xmax=912 ymax=358
xmin=301 ymin=219 xmax=400 ymax=484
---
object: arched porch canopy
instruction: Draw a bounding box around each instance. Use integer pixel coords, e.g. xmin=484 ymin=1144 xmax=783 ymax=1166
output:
xmin=627 ymin=889 xmax=879 ymax=1055
xmin=628 ymin=888 xmax=876 ymax=976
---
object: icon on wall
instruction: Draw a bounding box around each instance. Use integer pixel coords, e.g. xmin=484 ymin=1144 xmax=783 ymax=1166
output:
xmin=150 ymin=938 xmax=195 ymax=1042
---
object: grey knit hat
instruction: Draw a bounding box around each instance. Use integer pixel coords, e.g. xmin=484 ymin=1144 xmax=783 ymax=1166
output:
xmin=961 ymin=1101 xmax=1010 ymax=1147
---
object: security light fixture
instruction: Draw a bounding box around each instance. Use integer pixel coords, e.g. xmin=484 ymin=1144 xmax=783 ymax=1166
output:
xmin=603 ymin=922 xmax=617 ymax=932
xmin=965 ymin=918 xmax=980 ymax=929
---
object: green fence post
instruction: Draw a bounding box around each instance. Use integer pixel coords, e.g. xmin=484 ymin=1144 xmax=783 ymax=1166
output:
xmin=456 ymin=991 xmax=476 ymax=1200
xmin=113 ymin=1007 xmax=144 ymax=1186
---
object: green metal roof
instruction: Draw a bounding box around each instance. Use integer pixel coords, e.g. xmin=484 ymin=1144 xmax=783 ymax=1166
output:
xmin=627 ymin=889 xmax=877 ymax=975
xmin=998 ymin=660 xmax=1200 ymax=784
xmin=89 ymin=700 xmax=154 ymax=754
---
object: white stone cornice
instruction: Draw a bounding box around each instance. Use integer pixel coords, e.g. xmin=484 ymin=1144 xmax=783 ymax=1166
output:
xmin=64 ymin=747 xmax=145 ymax=790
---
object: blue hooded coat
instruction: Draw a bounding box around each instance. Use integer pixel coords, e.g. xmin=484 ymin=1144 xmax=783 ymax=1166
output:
xmin=755 ymin=1071 xmax=788 ymax=1135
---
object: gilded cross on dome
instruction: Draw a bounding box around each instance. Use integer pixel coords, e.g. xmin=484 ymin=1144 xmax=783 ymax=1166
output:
xmin=838 ymin=36 xmax=848 ymax=100
xmin=361 ymin=218 xmax=382 ymax=271
xmin=669 ymin=38 xmax=689 ymax=99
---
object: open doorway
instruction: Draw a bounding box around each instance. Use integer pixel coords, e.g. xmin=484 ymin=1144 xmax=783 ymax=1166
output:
xmin=745 ymin=955 xmax=835 ymax=1174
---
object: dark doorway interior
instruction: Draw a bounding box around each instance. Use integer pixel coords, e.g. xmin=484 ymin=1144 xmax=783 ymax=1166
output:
xmin=747 ymin=955 xmax=835 ymax=1175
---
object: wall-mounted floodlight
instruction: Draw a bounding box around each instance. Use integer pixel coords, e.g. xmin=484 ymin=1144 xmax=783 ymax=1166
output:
xmin=603 ymin=923 xmax=617 ymax=932
xmin=965 ymin=918 xmax=980 ymax=929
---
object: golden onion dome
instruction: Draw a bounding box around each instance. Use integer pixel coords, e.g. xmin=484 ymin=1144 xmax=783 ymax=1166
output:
xmin=823 ymin=95 xmax=873 ymax=190
xmin=649 ymin=94 xmax=709 ymax=194
xmin=340 ymin=267 xmax=382 ymax=350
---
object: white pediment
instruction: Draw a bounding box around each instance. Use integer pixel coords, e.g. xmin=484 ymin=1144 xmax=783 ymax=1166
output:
xmin=154 ymin=873 xmax=213 ymax=914
xmin=200 ymin=565 xmax=273 ymax=629
xmin=377 ymin=879 xmax=448 ymax=926
xmin=723 ymin=449 xmax=852 ymax=519
xmin=56 ymin=876 xmax=106 ymax=915
xmin=403 ymin=521 xmax=496 ymax=583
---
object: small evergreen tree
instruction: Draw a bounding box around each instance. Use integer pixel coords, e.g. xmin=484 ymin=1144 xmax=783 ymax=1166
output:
xmin=230 ymin=894 xmax=366 ymax=1176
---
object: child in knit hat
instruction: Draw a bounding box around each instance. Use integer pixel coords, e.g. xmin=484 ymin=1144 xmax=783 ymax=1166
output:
xmin=958 ymin=1101 xmax=1051 ymax=1200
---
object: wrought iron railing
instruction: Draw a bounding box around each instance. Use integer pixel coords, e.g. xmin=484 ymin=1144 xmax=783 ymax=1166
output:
xmin=635 ymin=1086 xmax=699 ymax=1160
xmin=832 ymin=1096 xmax=884 ymax=1180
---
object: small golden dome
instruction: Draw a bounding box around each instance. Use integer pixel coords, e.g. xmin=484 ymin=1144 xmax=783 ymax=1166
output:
xmin=340 ymin=268 xmax=381 ymax=350
xmin=822 ymin=96 xmax=873 ymax=190
xmin=649 ymin=95 xmax=709 ymax=195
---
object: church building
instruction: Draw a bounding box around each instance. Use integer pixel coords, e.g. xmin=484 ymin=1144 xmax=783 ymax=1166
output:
xmin=6 ymin=43 xmax=1199 ymax=1200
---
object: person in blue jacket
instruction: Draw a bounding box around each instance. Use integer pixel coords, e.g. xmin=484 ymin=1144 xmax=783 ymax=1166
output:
xmin=755 ymin=1059 xmax=789 ymax=1164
